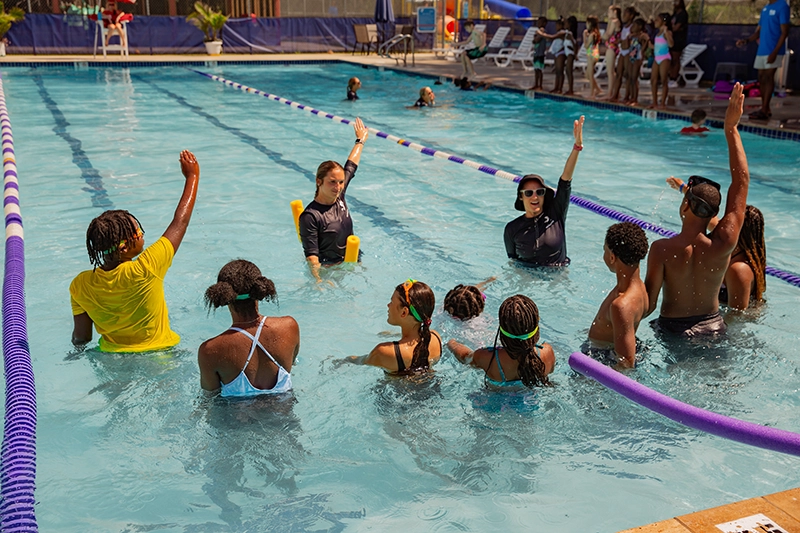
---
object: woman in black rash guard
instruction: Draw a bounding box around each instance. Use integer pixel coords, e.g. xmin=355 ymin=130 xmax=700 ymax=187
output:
xmin=299 ymin=117 xmax=369 ymax=283
xmin=504 ymin=115 xmax=584 ymax=267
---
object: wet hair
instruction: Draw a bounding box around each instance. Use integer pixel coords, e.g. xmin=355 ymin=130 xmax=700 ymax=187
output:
xmin=347 ymin=77 xmax=359 ymax=90
xmin=605 ymin=222 xmax=649 ymax=266
xmin=537 ymin=16 xmax=548 ymax=27
xmin=204 ymin=259 xmax=277 ymax=315
xmin=497 ymin=295 xmax=551 ymax=388
xmin=567 ymin=15 xmax=578 ymax=37
xmin=657 ymin=12 xmax=672 ymax=30
xmin=609 ymin=5 xmax=621 ymax=21
xmin=419 ymin=86 xmax=431 ymax=98
xmin=86 ymin=209 xmax=143 ymax=269
xmin=395 ymin=280 xmax=436 ymax=371
xmin=739 ymin=205 xmax=766 ymax=302
xmin=624 ymin=6 xmax=639 ymax=20
xmin=443 ymin=284 xmax=484 ymax=320
xmin=686 ymin=182 xmax=721 ymax=218
xmin=586 ymin=15 xmax=600 ymax=33
xmin=315 ymin=160 xmax=343 ymax=197
xmin=690 ymin=109 xmax=707 ymax=124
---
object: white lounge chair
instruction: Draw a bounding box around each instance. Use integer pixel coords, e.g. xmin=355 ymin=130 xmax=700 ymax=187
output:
xmin=433 ymin=24 xmax=486 ymax=61
xmin=452 ymin=26 xmax=511 ymax=61
xmin=485 ymin=26 xmax=537 ymax=69
xmin=678 ymin=43 xmax=708 ymax=87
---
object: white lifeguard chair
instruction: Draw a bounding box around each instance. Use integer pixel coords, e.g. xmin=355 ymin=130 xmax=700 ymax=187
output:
xmin=93 ymin=14 xmax=130 ymax=57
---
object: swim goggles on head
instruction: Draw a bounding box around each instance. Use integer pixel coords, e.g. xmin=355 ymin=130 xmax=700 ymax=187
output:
xmin=685 ymin=175 xmax=721 ymax=219
xmin=519 ymin=188 xmax=546 ymax=198
xmin=104 ymin=226 xmax=144 ymax=255
xmin=402 ymin=279 xmax=427 ymax=324
xmin=499 ymin=325 xmax=539 ymax=340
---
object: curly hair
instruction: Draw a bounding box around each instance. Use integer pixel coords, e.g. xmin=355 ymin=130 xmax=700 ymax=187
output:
xmin=497 ymin=295 xmax=552 ymax=388
xmin=396 ymin=280 xmax=436 ymax=371
xmin=739 ymin=205 xmax=766 ymax=302
xmin=605 ymin=222 xmax=649 ymax=267
xmin=86 ymin=209 xmax=143 ymax=269
xmin=205 ymin=260 xmax=277 ymax=314
xmin=443 ymin=284 xmax=485 ymax=320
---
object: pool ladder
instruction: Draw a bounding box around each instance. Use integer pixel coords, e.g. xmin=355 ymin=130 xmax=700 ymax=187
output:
xmin=378 ymin=33 xmax=415 ymax=67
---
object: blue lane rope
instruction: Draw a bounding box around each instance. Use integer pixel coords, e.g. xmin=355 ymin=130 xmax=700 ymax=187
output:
xmin=0 ymin=74 xmax=39 ymax=532
xmin=190 ymin=69 xmax=800 ymax=289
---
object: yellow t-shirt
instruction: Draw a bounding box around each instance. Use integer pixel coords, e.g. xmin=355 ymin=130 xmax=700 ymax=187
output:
xmin=70 ymin=236 xmax=181 ymax=353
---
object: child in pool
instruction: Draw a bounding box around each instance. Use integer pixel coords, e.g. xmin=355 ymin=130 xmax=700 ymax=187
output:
xmin=447 ymin=295 xmax=555 ymax=388
xmin=442 ymin=277 xmax=496 ymax=320
xmin=680 ymin=109 xmax=710 ymax=134
xmin=344 ymin=280 xmax=442 ymax=374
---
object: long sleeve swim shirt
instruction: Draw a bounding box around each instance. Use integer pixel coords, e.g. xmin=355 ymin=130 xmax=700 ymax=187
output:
xmin=299 ymin=160 xmax=358 ymax=264
xmin=503 ymin=178 xmax=571 ymax=266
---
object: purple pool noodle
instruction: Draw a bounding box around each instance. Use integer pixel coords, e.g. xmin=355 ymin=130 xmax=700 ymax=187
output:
xmin=569 ymin=352 xmax=800 ymax=456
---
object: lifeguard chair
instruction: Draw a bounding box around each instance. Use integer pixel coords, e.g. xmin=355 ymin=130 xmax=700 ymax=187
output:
xmin=92 ymin=0 xmax=133 ymax=57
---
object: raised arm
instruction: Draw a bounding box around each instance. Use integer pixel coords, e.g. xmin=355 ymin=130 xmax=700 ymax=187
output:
xmin=346 ymin=118 xmax=369 ymax=166
xmin=711 ymin=84 xmax=750 ymax=252
xmin=560 ymin=115 xmax=584 ymax=182
xmin=162 ymin=150 xmax=200 ymax=253
xmin=666 ymin=176 xmax=719 ymax=231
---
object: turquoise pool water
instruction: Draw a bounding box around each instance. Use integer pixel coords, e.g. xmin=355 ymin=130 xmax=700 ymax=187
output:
xmin=2 ymin=63 xmax=800 ymax=532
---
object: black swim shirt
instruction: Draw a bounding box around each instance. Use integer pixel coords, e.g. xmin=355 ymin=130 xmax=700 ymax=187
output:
xmin=299 ymin=160 xmax=358 ymax=264
xmin=414 ymin=98 xmax=429 ymax=107
xmin=347 ymin=89 xmax=359 ymax=101
xmin=503 ymin=178 xmax=571 ymax=266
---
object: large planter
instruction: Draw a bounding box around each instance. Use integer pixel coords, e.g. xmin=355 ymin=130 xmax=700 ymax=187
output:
xmin=204 ymin=40 xmax=222 ymax=55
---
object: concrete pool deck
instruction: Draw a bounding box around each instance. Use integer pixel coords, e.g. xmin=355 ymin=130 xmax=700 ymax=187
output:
xmin=2 ymin=51 xmax=799 ymax=140
xmin=619 ymin=486 xmax=800 ymax=533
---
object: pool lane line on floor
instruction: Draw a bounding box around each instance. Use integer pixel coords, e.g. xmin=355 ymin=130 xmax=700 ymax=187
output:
xmin=134 ymin=75 xmax=473 ymax=268
xmin=31 ymin=74 xmax=113 ymax=209
xmin=0 ymin=74 xmax=39 ymax=532
xmin=191 ymin=69 xmax=800 ymax=289
xmin=570 ymin=352 xmax=800 ymax=457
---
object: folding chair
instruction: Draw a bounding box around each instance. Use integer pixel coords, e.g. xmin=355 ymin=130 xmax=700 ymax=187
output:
xmin=93 ymin=16 xmax=129 ymax=57
xmin=678 ymin=44 xmax=708 ymax=87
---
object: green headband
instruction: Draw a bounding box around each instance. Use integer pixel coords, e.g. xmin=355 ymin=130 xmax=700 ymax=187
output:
xmin=499 ymin=325 xmax=539 ymax=340
xmin=235 ymin=294 xmax=251 ymax=301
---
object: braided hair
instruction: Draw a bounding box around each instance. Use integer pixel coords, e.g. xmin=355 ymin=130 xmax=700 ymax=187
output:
xmin=205 ymin=260 xmax=277 ymax=315
xmin=443 ymin=284 xmax=485 ymax=320
xmin=395 ymin=280 xmax=436 ymax=371
xmin=739 ymin=205 xmax=766 ymax=302
xmin=497 ymin=295 xmax=552 ymax=388
xmin=86 ymin=209 xmax=143 ymax=269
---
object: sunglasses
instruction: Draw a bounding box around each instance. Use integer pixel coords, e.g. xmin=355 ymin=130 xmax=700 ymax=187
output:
xmin=685 ymin=175 xmax=721 ymax=218
xmin=519 ymin=188 xmax=546 ymax=198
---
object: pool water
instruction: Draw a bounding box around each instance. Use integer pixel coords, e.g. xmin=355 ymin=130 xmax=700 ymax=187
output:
xmin=3 ymin=62 xmax=800 ymax=532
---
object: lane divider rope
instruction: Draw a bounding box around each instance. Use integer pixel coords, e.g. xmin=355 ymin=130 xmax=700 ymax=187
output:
xmin=190 ymin=69 xmax=800 ymax=288
xmin=0 ymin=74 xmax=39 ymax=532
xmin=569 ymin=352 xmax=800 ymax=457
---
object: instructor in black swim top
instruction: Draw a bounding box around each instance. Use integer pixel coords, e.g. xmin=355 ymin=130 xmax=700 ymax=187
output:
xmin=504 ymin=115 xmax=584 ymax=267
xmin=299 ymin=117 xmax=369 ymax=283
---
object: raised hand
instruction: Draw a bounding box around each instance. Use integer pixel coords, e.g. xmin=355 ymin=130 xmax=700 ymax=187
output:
xmin=179 ymin=150 xmax=199 ymax=179
xmin=666 ymin=176 xmax=684 ymax=191
xmin=573 ymin=115 xmax=585 ymax=147
xmin=353 ymin=117 xmax=369 ymax=143
xmin=725 ymin=82 xmax=744 ymax=131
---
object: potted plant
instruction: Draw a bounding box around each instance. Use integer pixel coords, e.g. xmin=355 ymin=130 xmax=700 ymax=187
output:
xmin=187 ymin=2 xmax=228 ymax=56
xmin=0 ymin=1 xmax=24 ymax=57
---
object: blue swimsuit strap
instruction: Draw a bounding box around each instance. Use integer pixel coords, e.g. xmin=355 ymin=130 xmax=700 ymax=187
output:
xmin=228 ymin=317 xmax=282 ymax=372
xmin=489 ymin=342 xmax=545 ymax=383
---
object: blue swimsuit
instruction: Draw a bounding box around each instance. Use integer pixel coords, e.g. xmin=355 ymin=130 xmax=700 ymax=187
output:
xmin=220 ymin=317 xmax=293 ymax=398
xmin=484 ymin=343 xmax=544 ymax=388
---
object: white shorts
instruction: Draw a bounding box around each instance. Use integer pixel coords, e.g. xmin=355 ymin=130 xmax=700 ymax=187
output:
xmin=754 ymin=54 xmax=784 ymax=70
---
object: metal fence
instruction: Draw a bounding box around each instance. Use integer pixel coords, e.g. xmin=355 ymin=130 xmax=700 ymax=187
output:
xmin=7 ymin=0 xmax=797 ymax=23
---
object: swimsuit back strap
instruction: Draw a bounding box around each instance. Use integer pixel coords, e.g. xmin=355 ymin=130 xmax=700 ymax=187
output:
xmin=229 ymin=317 xmax=280 ymax=371
xmin=488 ymin=344 xmax=507 ymax=383
xmin=393 ymin=341 xmax=406 ymax=372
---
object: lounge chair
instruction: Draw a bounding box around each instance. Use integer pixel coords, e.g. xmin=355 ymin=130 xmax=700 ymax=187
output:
xmin=433 ymin=24 xmax=486 ymax=61
xmin=452 ymin=26 xmax=511 ymax=61
xmin=678 ymin=43 xmax=708 ymax=87
xmin=485 ymin=26 xmax=537 ymax=69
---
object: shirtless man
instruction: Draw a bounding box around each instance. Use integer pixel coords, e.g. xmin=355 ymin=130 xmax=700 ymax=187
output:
xmin=644 ymin=83 xmax=749 ymax=337
xmin=589 ymin=222 xmax=649 ymax=368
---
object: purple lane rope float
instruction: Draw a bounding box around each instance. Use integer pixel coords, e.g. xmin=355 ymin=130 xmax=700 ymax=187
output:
xmin=191 ymin=69 xmax=800 ymax=288
xmin=569 ymin=352 xmax=800 ymax=457
xmin=0 ymin=75 xmax=38 ymax=531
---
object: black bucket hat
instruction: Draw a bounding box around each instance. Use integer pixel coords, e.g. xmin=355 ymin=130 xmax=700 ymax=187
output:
xmin=515 ymin=174 xmax=556 ymax=211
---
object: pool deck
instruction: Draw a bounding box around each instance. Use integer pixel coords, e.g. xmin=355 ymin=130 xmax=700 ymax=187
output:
xmin=2 ymin=51 xmax=799 ymax=139
xmin=619 ymin=486 xmax=800 ymax=533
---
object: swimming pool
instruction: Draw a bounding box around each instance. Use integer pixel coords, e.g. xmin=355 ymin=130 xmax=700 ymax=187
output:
xmin=3 ymin=62 xmax=800 ymax=532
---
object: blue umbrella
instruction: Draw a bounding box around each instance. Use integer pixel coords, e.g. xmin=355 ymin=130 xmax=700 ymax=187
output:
xmin=374 ymin=0 xmax=395 ymax=24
